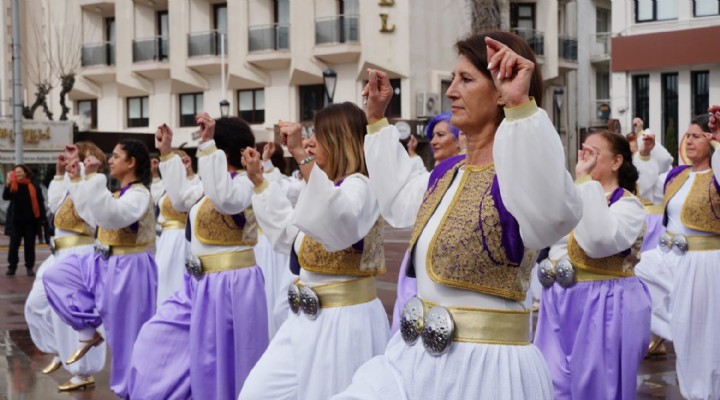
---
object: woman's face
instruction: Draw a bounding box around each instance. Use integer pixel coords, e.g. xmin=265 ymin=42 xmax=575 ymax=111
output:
xmin=305 ymin=134 xmax=327 ymax=170
xmin=13 ymin=167 xmax=26 ymax=180
xmin=585 ymin=134 xmax=621 ymax=184
xmin=446 ymin=54 xmax=501 ymax=134
xmin=430 ymin=121 xmax=460 ymax=162
xmin=108 ymin=144 xmax=133 ymax=180
xmin=684 ymin=123 xmax=712 ymax=165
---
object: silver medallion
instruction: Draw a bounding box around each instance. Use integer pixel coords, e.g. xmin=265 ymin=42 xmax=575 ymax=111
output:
xmin=49 ymin=237 xmax=57 ymax=255
xmin=421 ymin=306 xmax=455 ymax=356
xmin=400 ymin=297 xmax=425 ymax=346
xmin=538 ymin=259 xmax=556 ymax=288
xmin=658 ymin=231 xmax=673 ymax=253
xmin=184 ymin=255 xmax=203 ymax=280
xmin=299 ymin=286 xmax=320 ymax=320
xmin=555 ymin=258 xmax=576 ymax=288
xmin=671 ymin=234 xmax=688 ymax=255
xmin=94 ymin=242 xmax=111 ymax=260
xmin=287 ymin=284 xmax=301 ymax=314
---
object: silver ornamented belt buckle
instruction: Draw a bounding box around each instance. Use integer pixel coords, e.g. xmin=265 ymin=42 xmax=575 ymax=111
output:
xmin=421 ymin=306 xmax=455 ymax=356
xmin=299 ymin=286 xmax=320 ymax=320
xmin=536 ymin=258 xmax=576 ymax=289
xmin=658 ymin=231 xmax=673 ymax=253
xmin=94 ymin=242 xmax=111 ymax=260
xmin=658 ymin=232 xmax=689 ymax=255
xmin=288 ymin=284 xmax=301 ymax=314
xmin=184 ymin=255 xmax=203 ymax=280
xmin=49 ymin=237 xmax=57 ymax=255
xmin=400 ymin=297 xmax=425 ymax=346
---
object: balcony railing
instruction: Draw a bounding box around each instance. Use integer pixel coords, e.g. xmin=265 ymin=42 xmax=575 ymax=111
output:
xmin=511 ymin=27 xmax=544 ymax=56
xmin=591 ymin=32 xmax=611 ymax=60
xmin=559 ymin=36 xmax=578 ymax=61
xmin=133 ymin=36 xmax=169 ymax=62
xmin=249 ymin=24 xmax=290 ymax=52
xmin=315 ymin=15 xmax=359 ymax=45
xmin=188 ymin=30 xmax=227 ymax=57
xmin=594 ymin=99 xmax=612 ymax=123
xmin=81 ymin=42 xmax=115 ymax=66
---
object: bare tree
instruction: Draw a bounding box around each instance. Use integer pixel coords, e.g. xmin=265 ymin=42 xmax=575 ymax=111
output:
xmin=46 ymin=2 xmax=82 ymax=121
xmin=467 ymin=0 xmax=504 ymax=33
xmin=23 ymin=17 xmax=55 ymax=120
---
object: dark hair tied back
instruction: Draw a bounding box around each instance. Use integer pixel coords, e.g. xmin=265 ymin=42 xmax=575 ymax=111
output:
xmin=119 ymin=139 xmax=151 ymax=186
xmin=592 ymin=131 xmax=639 ymax=195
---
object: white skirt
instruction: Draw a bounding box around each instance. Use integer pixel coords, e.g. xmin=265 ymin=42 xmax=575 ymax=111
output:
xmin=24 ymin=244 xmax=107 ymax=375
xmin=154 ymin=228 xmax=190 ymax=308
xmin=253 ymin=234 xmax=295 ymax=339
xmin=635 ymin=248 xmax=674 ymax=340
xmin=239 ymin=298 xmax=390 ymax=400
xmin=333 ymin=332 xmax=554 ymax=400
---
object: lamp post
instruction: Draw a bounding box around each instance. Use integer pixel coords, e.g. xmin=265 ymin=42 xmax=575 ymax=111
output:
xmin=322 ymin=68 xmax=337 ymax=105
xmin=219 ymin=99 xmax=230 ymax=118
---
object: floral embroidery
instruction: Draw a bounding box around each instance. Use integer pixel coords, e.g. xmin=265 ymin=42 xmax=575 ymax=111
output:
xmin=160 ymin=195 xmax=187 ymax=222
xmin=194 ymin=198 xmax=257 ymax=246
xmin=54 ymin=196 xmax=94 ymax=236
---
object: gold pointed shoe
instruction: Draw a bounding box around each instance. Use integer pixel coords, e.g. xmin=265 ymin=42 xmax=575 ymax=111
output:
xmin=645 ymin=337 xmax=667 ymax=359
xmin=41 ymin=359 xmax=62 ymax=374
xmin=58 ymin=375 xmax=95 ymax=391
xmin=66 ymin=332 xmax=104 ymax=365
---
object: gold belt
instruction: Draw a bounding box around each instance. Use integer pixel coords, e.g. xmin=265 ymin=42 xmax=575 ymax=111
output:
xmin=161 ymin=220 xmax=186 ymax=230
xmin=198 ymin=250 xmax=256 ymax=274
xmin=296 ymin=277 xmax=377 ymax=308
xmin=109 ymin=245 xmax=149 ymax=255
xmin=423 ymin=300 xmax=530 ymax=345
xmin=550 ymin=259 xmax=634 ymax=280
xmin=665 ymin=231 xmax=720 ymax=252
xmin=645 ymin=204 xmax=664 ymax=215
xmin=53 ymin=235 xmax=95 ymax=251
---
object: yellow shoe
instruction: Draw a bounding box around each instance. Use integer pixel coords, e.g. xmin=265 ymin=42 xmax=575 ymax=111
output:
xmin=66 ymin=332 xmax=104 ymax=365
xmin=645 ymin=337 xmax=667 ymax=359
xmin=41 ymin=359 xmax=62 ymax=375
xmin=58 ymin=375 xmax=95 ymax=391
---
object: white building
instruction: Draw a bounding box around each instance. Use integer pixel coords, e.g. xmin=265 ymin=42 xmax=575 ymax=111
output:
xmin=610 ymin=0 xmax=720 ymax=160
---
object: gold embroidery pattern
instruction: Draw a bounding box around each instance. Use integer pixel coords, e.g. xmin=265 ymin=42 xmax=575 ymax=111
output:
xmin=160 ymin=195 xmax=188 ymax=222
xmin=53 ymin=196 xmax=94 ymax=236
xmin=194 ymin=198 xmax=257 ymax=246
xmin=426 ymin=164 xmax=533 ymax=301
xmin=682 ymin=171 xmax=720 ymax=233
xmin=98 ymin=185 xmax=156 ymax=246
xmin=299 ymin=218 xmax=385 ymax=276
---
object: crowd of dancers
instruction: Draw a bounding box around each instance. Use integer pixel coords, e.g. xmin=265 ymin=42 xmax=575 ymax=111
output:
xmin=18 ymin=30 xmax=720 ymax=400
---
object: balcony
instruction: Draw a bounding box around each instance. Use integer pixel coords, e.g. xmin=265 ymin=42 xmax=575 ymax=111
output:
xmin=132 ymin=36 xmax=170 ymax=79
xmin=511 ymin=28 xmax=544 ymax=57
xmin=187 ymin=30 xmax=227 ymax=74
xmin=559 ymin=37 xmax=578 ymax=61
xmin=590 ymin=32 xmax=611 ymax=63
xmin=313 ymin=15 xmax=361 ymax=63
xmin=247 ymin=24 xmax=291 ymax=69
xmin=592 ymin=99 xmax=612 ymax=125
xmin=80 ymin=42 xmax=115 ymax=82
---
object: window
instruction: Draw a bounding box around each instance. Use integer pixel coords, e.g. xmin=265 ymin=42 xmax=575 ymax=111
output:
xmin=105 ymin=17 xmax=116 ymax=65
xmin=127 ymin=97 xmax=149 ymax=128
xmin=635 ymin=0 xmax=678 ymax=22
xmin=694 ymin=0 xmax=720 ymax=16
xmin=511 ymin=3 xmax=536 ymax=30
xmin=691 ymin=71 xmax=710 ymax=117
xmin=238 ymin=89 xmax=265 ymax=124
xmin=180 ymin=93 xmax=203 ymax=127
xmin=596 ymin=71 xmax=610 ymax=100
xmin=299 ymin=85 xmax=325 ymax=122
xmin=440 ymin=80 xmax=452 ymax=113
xmin=632 ymin=75 xmax=650 ymax=130
xmin=157 ymin=11 xmax=169 ymax=60
xmin=662 ymin=73 xmax=678 ymax=164
xmin=76 ymin=100 xmax=97 ymax=130
xmin=596 ymin=8 xmax=610 ymax=32
xmin=386 ymin=79 xmax=402 ymax=118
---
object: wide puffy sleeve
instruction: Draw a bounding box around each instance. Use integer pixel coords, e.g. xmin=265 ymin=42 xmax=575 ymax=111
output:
xmin=197 ymin=140 xmax=253 ymax=215
xmin=79 ymin=174 xmax=149 ymax=229
xmin=493 ymin=99 xmax=583 ymax=250
xmin=159 ymin=154 xmax=204 ymax=212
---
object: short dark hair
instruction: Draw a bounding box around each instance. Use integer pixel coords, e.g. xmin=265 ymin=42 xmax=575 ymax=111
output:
xmin=12 ymin=164 xmax=33 ymax=180
xmin=214 ymin=117 xmax=255 ymax=169
xmin=691 ymin=114 xmax=711 ymax=133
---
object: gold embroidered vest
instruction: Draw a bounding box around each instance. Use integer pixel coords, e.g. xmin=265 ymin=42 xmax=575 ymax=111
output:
xmin=194 ymin=197 xmax=257 ymax=246
xmin=568 ymin=190 xmax=644 ymax=276
xmin=160 ymin=195 xmax=187 ymax=223
xmin=97 ymin=184 xmax=156 ymax=246
xmin=663 ymin=169 xmax=720 ymax=234
xmin=298 ymin=218 xmax=385 ymax=276
xmin=409 ymin=162 xmax=535 ymax=301
xmin=53 ymin=196 xmax=94 ymax=236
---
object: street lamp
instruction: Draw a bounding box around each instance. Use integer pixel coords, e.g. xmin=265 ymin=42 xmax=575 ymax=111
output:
xmin=219 ymin=99 xmax=230 ymax=118
xmin=322 ymin=68 xmax=337 ymax=104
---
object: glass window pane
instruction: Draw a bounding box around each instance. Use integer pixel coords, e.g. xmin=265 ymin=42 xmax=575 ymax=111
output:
xmin=636 ymin=0 xmax=654 ymax=20
xmin=344 ymin=0 xmax=359 ymax=15
xmin=277 ymin=0 xmax=290 ymax=24
xmin=695 ymin=0 xmax=719 ymax=16
xmin=142 ymin=97 xmax=149 ymax=118
xmin=239 ymin=91 xmax=254 ymax=111
xmin=518 ymin=5 xmax=533 ymax=18
xmin=181 ymin=95 xmax=194 ymax=115
xmin=255 ymin=90 xmax=265 ymax=110
xmin=215 ymin=6 xmax=228 ymax=32
xmin=195 ymin=94 xmax=203 ymax=114
xmin=657 ymin=0 xmax=678 ymax=19
xmin=78 ymin=101 xmax=91 ymax=118
xmin=128 ymin=98 xmax=141 ymax=119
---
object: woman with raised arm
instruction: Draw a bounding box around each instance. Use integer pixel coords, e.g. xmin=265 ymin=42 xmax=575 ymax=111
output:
xmin=333 ymin=31 xmax=582 ymax=400
xmin=42 ymin=139 xmax=157 ymax=398
xmin=634 ymin=108 xmax=720 ymax=399
xmin=128 ymin=116 xmax=268 ymax=400
xmin=533 ymin=131 xmax=650 ymax=399
xmin=238 ymin=102 xmax=389 ymax=400
xmin=24 ymin=143 xmax=108 ymax=392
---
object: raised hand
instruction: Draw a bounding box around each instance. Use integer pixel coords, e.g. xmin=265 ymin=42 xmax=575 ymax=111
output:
xmin=278 ymin=121 xmax=305 ymax=158
xmin=196 ymin=113 xmax=216 ymax=143
xmin=408 ymin=135 xmax=418 ymax=157
xmin=56 ymin=153 xmax=68 ymax=176
xmin=576 ymin=143 xmax=599 ymax=178
xmin=640 ymin=133 xmax=655 ymax=157
xmin=65 ymin=144 xmax=79 ymax=164
xmin=241 ymin=147 xmax=264 ymax=187
xmin=709 ymin=105 xmax=720 ymax=142
xmin=485 ymin=36 xmax=534 ymax=108
xmin=362 ymin=69 xmax=393 ymax=123
xmin=181 ymin=155 xmax=193 ymax=176
xmin=155 ymin=124 xmax=173 ymax=157
xmin=66 ymin=158 xmax=80 ymax=180
xmin=262 ymin=141 xmax=276 ymax=162
xmin=84 ymin=156 xmax=101 ymax=175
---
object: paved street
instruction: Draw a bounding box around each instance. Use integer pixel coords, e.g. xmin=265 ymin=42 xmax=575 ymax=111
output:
xmin=0 ymin=227 xmax=683 ymax=399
